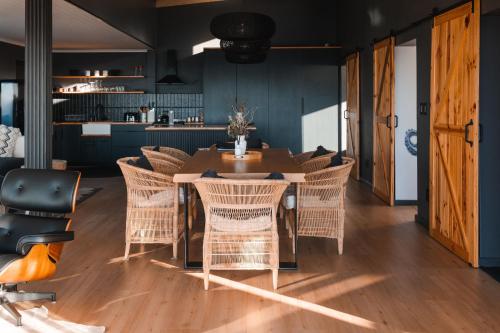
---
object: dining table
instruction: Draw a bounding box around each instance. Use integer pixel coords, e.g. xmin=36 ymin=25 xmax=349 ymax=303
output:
xmin=173 ymin=148 xmax=305 ymax=270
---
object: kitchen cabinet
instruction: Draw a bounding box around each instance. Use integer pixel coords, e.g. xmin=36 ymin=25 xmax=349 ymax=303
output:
xmin=111 ymin=124 xmax=149 ymax=161
xmin=53 ymin=124 xmax=82 ymax=165
xmin=80 ymin=136 xmax=112 ymax=166
xmin=203 ymin=50 xmax=338 ymax=154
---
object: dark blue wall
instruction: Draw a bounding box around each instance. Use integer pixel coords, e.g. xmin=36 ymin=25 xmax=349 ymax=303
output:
xmin=479 ymin=14 xmax=500 ymax=267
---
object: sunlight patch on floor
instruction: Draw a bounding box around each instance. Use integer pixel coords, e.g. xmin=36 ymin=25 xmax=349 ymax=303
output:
xmin=150 ymin=259 xmax=387 ymax=330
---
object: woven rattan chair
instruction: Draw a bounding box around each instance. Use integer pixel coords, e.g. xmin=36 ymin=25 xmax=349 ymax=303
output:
xmin=293 ymin=151 xmax=314 ymax=165
xmin=146 ymin=156 xmax=181 ymax=176
xmin=299 ymin=152 xmax=337 ymax=173
xmin=141 ymin=146 xmax=191 ymax=167
xmin=117 ymin=157 xmax=184 ymax=259
xmin=194 ymin=178 xmax=289 ymax=290
xmin=283 ymin=158 xmax=354 ymax=255
xmin=141 ymin=155 xmax=197 ymax=230
xmin=279 ymin=152 xmax=337 ymax=224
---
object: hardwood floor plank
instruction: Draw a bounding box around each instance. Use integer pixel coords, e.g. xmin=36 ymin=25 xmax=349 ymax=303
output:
xmin=11 ymin=176 xmax=500 ymax=333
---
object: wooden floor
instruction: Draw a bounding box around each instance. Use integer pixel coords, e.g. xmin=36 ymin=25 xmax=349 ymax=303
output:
xmin=17 ymin=176 xmax=500 ymax=332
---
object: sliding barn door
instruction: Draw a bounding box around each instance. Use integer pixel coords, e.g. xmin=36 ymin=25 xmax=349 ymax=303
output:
xmin=373 ymin=38 xmax=395 ymax=205
xmin=430 ymin=1 xmax=480 ymax=267
xmin=346 ymin=52 xmax=360 ymax=180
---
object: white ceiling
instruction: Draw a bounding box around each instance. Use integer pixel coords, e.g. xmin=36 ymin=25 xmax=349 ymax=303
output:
xmin=0 ymin=0 xmax=149 ymax=50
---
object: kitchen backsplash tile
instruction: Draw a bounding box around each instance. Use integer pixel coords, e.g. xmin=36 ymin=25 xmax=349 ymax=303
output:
xmin=53 ymin=93 xmax=203 ymax=122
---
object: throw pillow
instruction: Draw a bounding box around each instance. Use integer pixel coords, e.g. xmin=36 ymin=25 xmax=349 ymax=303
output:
xmin=330 ymin=153 xmax=344 ymax=167
xmin=0 ymin=125 xmax=21 ymax=157
xmin=127 ymin=155 xmax=153 ymax=171
xmin=201 ymin=169 xmax=225 ymax=178
xmin=265 ymin=172 xmax=284 ymax=180
xmin=311 ymin=145 xmax=331 ymax=159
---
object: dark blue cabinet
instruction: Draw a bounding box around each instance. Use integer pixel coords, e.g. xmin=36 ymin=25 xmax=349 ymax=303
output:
xmin=203 ymin=50 xmax=338 ymax=154
xmin=111 ymin=125 xmax=149 ymax=161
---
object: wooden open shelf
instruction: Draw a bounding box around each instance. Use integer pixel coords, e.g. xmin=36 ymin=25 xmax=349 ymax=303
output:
xmin=53 ymin=75 xmax=145 ymax=79
xmin=53 ymin=91 xmax=145 ymax=94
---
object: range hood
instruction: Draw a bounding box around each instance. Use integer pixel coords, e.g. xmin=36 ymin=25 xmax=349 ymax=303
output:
xmin=157 ymin=50 xmax=184 ymax=85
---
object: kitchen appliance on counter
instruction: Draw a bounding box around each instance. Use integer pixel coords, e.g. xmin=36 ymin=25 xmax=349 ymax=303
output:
xmin=124 ymin=112 xmax=139 ymax=122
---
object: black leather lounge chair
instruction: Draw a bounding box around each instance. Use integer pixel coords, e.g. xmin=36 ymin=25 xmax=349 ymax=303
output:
xmin=0 ymin=168 xmax=81 ymax=326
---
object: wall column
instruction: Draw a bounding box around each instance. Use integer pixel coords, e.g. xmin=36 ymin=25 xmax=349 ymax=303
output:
xmin=25 ymin=0 xmax=52 ymax=169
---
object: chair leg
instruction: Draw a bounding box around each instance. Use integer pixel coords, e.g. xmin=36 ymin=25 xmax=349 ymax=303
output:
xmin=191 ymin=190 xmax=198 ymax=221
xmin=188 ymin=203 xmax=193 ymax=230
xmin=1 ymin=303 xmax=22 ymax=326
xmin=337 ymin=238 xmax=343 ymax=255
xmin=124 ymin=241 xmax=131 ymax=260
xmin=203 ymin=268 xmax=209 ymax=290
xmin=272 ymin=269 xmax=278 ymax=290
xmin=172 ymin=239 xmax=178 ymax=259
xmin=286 ymin=210 xmax=294 ymax=239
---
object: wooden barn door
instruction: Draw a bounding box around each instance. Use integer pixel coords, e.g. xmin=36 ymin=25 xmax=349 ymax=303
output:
xmin=373 ymin=38 xmax=395 ymax=205
xmin=430 ymin=1 xmax=480 ymax=267
xmin=346 ymin=52 xmax=360 ymax=180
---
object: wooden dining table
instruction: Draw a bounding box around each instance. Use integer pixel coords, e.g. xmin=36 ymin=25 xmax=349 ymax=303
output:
xmin=173 ymin=148 xmax=305 ymax=270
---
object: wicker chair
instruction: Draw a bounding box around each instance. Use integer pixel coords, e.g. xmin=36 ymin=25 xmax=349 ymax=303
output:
xmin=140 ymin=155 xmax=198 ymax=230
xmin=194 ymin=178 xmax=289 ymax=290
xmin=293 ymin=151 xmax=314 ymax=165
xmin=299 ymin=152 xmax=337 ymax=173
xmin=279 ymin=152 xmax=337 ymax=224
xmin=283 ymin=158 xmax=354 ymax=255
xmin=146 ymin=156 xmax=181 ymax=176
xmin=293 ymin=150 xmax=337 ymax=166
xmin=117 ymin=157 xmax=184 ymax=259
xmin=141 ymin=146 xmax=191 ymax=168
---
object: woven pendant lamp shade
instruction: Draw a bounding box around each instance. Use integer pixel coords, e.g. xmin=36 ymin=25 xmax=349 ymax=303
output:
xmin=210 ymin=12 xmax=275 ymax=64
xmin=210 ymin=12 xmax=276 ymax=41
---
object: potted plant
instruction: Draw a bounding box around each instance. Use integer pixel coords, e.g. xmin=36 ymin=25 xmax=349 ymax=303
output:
xmin=227 ymin=104 xmax=254 ymax=157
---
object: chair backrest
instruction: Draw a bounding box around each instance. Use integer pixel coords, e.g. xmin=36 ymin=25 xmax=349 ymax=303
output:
xmin=300 ymin=152 xmax=337 ymax=174
xmin=117 ymin=157 xmax=174 ymax=188
xmin=1 ymin=169 xmax=81 ymax=214
xmin=301 ymin=158 xmax=355 ymax=206
xmin=194 ymin=178 xmax=288 ymax=230
xmin=141 ymin=146 xmax=190 ymax=166
xmin=293 ymin=151 xmax=314 ymax=165
xmin=146 ymin=156 xmax=181 ymax=176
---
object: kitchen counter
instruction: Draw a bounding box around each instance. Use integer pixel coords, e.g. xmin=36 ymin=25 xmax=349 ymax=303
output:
xmin=54 ymin=122 xmax=153 ymax=125
xmin=146 ymin=125 xmax=256 ymax=131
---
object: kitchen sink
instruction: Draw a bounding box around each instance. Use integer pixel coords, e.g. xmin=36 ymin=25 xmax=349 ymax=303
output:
xmin=81 ymin=123 xmax=111 ymax=136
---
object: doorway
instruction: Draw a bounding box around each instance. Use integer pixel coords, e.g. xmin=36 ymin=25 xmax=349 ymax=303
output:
xmin=394 ymin=40 xmax=418 ymax=204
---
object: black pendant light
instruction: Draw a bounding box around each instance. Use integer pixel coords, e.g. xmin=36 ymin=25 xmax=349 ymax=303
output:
xmin=210 ymin=12 xmax=275 ymax=64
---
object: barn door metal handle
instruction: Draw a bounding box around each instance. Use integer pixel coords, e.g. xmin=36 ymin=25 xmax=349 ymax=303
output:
xmin=464 ymin=119 xmax=474 ymax=146
xmin=344 ymin=110 xmax=349 ymax=119
xmin=394 ymin=115 xmax=399 ymax=128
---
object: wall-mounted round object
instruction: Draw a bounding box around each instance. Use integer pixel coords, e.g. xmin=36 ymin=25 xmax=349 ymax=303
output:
xmin=220 ymin=39 xmax=271 ymax=54
xmin=225 ymin=51 xmax=267 ymax=64
xmin=404 ymin=128 xmax=418 ymax=156
xmin=210 ymin=12 xmax=276 ymax=41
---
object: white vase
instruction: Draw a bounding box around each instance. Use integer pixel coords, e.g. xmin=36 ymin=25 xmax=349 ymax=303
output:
xmin=234 ymin=135 xmax=247 ymax=157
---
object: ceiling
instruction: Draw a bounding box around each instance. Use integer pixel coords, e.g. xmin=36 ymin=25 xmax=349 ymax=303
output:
xmin=0 ymin=0 xmax=149 ymax=51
